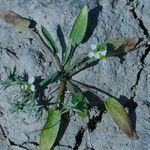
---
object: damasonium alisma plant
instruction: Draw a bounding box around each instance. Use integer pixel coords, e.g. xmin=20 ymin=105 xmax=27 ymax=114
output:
xmin=0 ymin=5 xmax=141 ymax=150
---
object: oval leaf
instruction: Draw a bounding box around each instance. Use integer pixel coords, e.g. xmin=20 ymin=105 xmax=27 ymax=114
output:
xmin=40 ymin=108 xmax=61 ymax=150
xmin=0 ymin=11 xmax=30 ymax=29
xmin=69 ymin=5 xmax=88 ymax=46
xmin=104 ymin=98 xmax=138 ymax=140
xmin=41 ymin=26 xmax=58 ymax=54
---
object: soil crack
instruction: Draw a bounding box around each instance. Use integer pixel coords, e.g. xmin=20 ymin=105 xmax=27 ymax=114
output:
xmin=8 ymin=139 xmax=30 ymax=150
xmin=0 ymin=125 xmax=31 ymax=150
xmin=128 ymin=1 xmax=150 ymax=100
xmin=129 ymin=2 xmax=149 ymax=38
xmin=131 ymin=44 xmax=150 ymax=100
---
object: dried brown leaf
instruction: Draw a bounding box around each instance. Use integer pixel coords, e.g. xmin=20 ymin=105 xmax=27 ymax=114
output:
xmin=0 ymin=10 xmax=30 ymax=29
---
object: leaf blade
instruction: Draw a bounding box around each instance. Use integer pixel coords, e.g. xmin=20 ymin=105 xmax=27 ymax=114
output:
xmin=69 ymin=5 xmax=88 ymax=46
xmin=104 ymin=98 xmax=138 ymax=140
xmin=39 ymin=71 xmax=61 ymax=87
xmin=71 ymin=92 xmax=88 ymax=117
xmin=40 ymin=108 xmax=61 ymax=150
xmin=41 ymin=26 xmax=58 ymax=54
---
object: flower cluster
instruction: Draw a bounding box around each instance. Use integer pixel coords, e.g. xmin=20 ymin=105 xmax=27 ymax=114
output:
xmin=88 ymin=44 xmax=107 ymax=60
xmin=21 ymin=77 xmax=35 ymax=92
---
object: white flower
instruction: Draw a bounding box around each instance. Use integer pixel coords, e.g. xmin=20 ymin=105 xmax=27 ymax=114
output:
xmin=90 ymin=44 xmax=97 ymax=50
xmin=94 ymin=52 xmax=100 ymax=59
xmin=88 ymin=44 xmax=107 ymax=60
xmin=28 ymin=77 xmax=35 ymax=84
xmin=99 ymin=49 xmax=107 ymax=56
xmin=21 ymin=76 xmax=35 ymax=92
xmin=88 ymin=51 xmax=100 ymax=59
xmin=88 ymin=51 xmax=95 ymax=58
xmin=88 ymin=44 xmax=98 ymax=59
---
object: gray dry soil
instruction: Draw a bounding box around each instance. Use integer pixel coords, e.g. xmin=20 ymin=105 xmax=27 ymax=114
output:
xmin=0 ymin=0 xmax=150 ymax=150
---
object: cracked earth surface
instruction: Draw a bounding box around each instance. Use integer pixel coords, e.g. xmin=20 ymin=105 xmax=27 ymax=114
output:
xmin=0 ymin=0 xmax=150 ymax=150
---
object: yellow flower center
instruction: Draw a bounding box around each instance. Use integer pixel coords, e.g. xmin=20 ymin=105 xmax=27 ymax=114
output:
xmin=27 ymin=83 xmax=33 ymax=90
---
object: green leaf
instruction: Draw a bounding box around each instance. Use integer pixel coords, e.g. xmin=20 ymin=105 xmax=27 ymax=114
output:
xmin=0 ymin=11 xmax=31 ymax=29
xmin=71 ymin=92 xmax=88 ymax=117
xmin=61 ymin=46 xmax=71 ymax=65
xmin=66 ymin=53 xmax=88 ymax=71
xmin=72 ymin=92 xmax=83 ymax=103
xmin=41 ymin=26 xmax=58 ymax=54
xmin=95 ymin=37 xmax=138 ymax=57
xmin=69 ymin=5 xmax=88 ymax=46
xmin=40 ymin=108 xmax=61 ymax=150
xmin=39 ymin=71 xmax=61 ymax=87
xmin=104 ymin=98 xmax=138 ymax=140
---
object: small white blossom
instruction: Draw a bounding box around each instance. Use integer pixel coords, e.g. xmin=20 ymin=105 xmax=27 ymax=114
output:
xmin=30 ymin=84 xmax=35 ymax=92
xmin=88 ymin=44 xmax=98 ymax=59
xmin=88 ymin=51 xmax=95 ymax=58
xmin=88 ymin=51 xmax=101 ymax=59
xmin=99 ymin=49 xmax=107 ymax=56
xmin=94 ymin=52 xmax=100 ymax=59
xmin=90 ymin=44 xmax=97 ymax=50
xmin=28 ymin=77 xmax=35 ymax=84
xmin=88 ymin=43 xmax=108 ymax=60
xmin=21 ymin=76 xmax=35 ymax=92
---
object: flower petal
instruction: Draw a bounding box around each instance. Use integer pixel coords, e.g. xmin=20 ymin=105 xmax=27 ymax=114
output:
xmin=21 ymin=85 xmax=24 ymax=90
xmin=94 ymin=53 xmax=100 ymax=59
xmin=99 ymin=49 xmax=107 ymax=56
xmin=88 ymin=51 xmax=94 ymax=58
xmin=21 ymin=84 xmax=28 ymax=90
xmin=31 ymin=85 xmax=35 ymax=92
xmin=90 ymin=44 xmax=97 ymax=50
xmin=28 ymin=76 xmax=35 ymax=83
xmin=21 ymin=84 xmax=28 ymax=91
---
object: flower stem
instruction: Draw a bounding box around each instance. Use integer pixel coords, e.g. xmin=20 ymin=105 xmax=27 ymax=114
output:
xmin=64 ymin=45 xmax=77 ymax=67
xmin=65 ymin=52 xmax=89 ymax=72
xmin=55 ymin=79 xmax=67 ymax=108
xmin=70 ymin=59 xmax=99 ymax=77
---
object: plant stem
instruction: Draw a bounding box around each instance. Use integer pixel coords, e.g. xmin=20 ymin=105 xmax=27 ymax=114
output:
xmin=65 ymin=52 xmax=89 ymax=72
xmin=64 ymin=45 xmax=77 ymax=67
xmin=60 ymin=109 xmax=68 ymax=115
xmin=67 ymin=81 xmax=76 ymax=93
xmin=30 ymin=28 xmax=62 ymax=71
xmin=70 ymin=59 xmax=99 ymax=77
xmin=55 ymin=79 xmax=67 ymax=108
